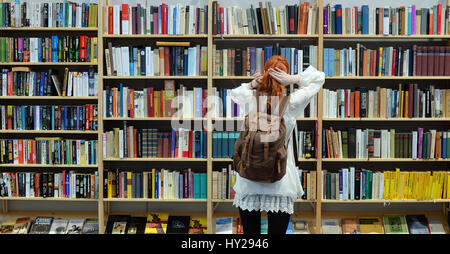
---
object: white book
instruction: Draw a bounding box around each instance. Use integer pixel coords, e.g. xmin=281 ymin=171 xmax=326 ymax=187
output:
xmin=349 ymin=167 xmax=355 ymax=200
xmin=226 ymin=89 xmax=232 ymax=118
xmin=188 ymin=5 xmax=195 ymax=34
xmin=430 ymin=129 xmax=436 ymax=159
xmin=180 ymin=7 xmax=186 ymax=35
xmin=412 ymin=131 xmax=418 ymax=159
xmin=307 ymin=7 xmax=312 ymax=34
xmin=168 ymin=5 xmax=173 ymax=35
xmin=121 ymin=5 xmax=129 ymax=35
xmin=83 ymin=72 xmax=89 ymax=97
xmin=122 ymin=47 xmax=131 ymax=76
xmin=383 ymin=7 xmax=390 ymax=35
xmin=118 ymin=129 xmax=124 ymax=158
xmin=68 ymin=4 xmax=73 ymax=27
xmin=76 ymin=6 xmax=82 ymax=27
xmin=356 ymin=129 xmax=361 ymax=158
xmin=25 ymin=173 xmax=30 ymax=197
xmin=298 ymin=50 xmax=303 ymax=74
xmin=113 ymin=5 xmax=120 ymax=34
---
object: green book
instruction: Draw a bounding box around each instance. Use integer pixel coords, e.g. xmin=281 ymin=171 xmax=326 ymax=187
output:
xmin=390 ymin=129 xmax=395 ymax=158
xmin=383 ymin=215 xmax=409 ymax=234
xmin=394 ymin=133 xmax=399 ymax=158
xmin=341 ymin=131 xmax=348 ymax=158
xmin=447 ymin=131 xmax=450 ymax=158
xmin=407 ymin=133 xmax=412 ymax=158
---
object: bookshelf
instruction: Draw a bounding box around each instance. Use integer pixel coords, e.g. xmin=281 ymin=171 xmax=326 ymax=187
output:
xmin=1 ymin=0 xmax=449 ymax=235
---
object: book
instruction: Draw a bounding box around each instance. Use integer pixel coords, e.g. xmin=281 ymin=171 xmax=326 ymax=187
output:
xmin=215 ymin=217 xmax=233 ymax=234
xmin=105 ymin=215 xmax=130 ymax=234
xmin=292 ymin=219 xmax=310 ymax=234
xmin=126 ymin=217 xmax=147 ymax=234
xmin=358 ymin=217 xmax=384 ymax=234
xmin=145 ymin=213 xmax=169 ymax=234
xmin=167 ymin=216 xmax=191 ymax=234
xmin=82 ymin=218 xmax=99 ymax=234
xmin=341 ymin=218 xmax=360 ymax=234
xmin=12 ymin=217 xmax=32 ymax=234
xmin=406 ymin=214 xmax=430 ymax=234
xmin=65 ymin=219 xmax=84 ymax=234
xmin=188 ymin=217 xmax=207 ymax=234
xmin=29 ymin=217 xmax=53 ymax=234
xmin=321 ymin=219 xmax=340 ymax=234
xmin=112 ymin=221 xmax=127 ymax=234
xmin=383 ymin=215 xmax=409 ymax=234
xmin=49 ymin=219 xmax=68 ymax=234
xmin=427 ymin=217 xmax=446 ymax=234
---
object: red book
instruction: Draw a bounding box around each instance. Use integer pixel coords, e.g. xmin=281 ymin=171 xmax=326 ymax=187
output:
xmin=392 ymin=49 xmax=397 ymax=76
xmin=220 ymin=7 xmax=224 ymax=34
xmin=85 ymin=105 xmax=90 ymax=130
xmin=62 ymin=171 xmax=65 ymax=197
xmin=122 ymin=4 xmax=129 ymax=34
xmin=445 ymin=46 xmax=450 ymax=76
xmin=350 ymin=91 xmax=355 ymax=118
xmin=428 ymin=46 xmax=434 ymax=76
xmin=437 ymin=4 xmax=442 ymax=35
xmin=164 ymin=47 xmax=170 ymax=76
xmin=422 ymin=46 xmax=428 ymax=76
xmin=157 ymin=135 xmax=163 ymax=158
xmin=108 ymin=7 xmax=113 ymax=34
xmin=344 ymin=90 xmax=349 ymax=117
xmin=416 ymin=46 xmax=422 ymax=76
xmin=130 ymin=89 xmax=135 ymax=118
xmin=370 ymin=50 xmax=377 ymax=76
xmin=202 ymin=89 xmax=206 ymax=117
xmin=439 ymin=46 xmax=445 ymax=76
xmin=188 ymin=131 xmax=193 ymax=158
xmin=160 ymin=90 xmax=164 ymax=117
xmin=131 ymin=7 xmax=137 ymax=35
xmin=162 ymin=4 xmax=167 ymax=34
xmin=32 ymin=140 xmax=36 ymax=164
xmin=163 ymin=133 xmax=169 ymax=158
xmin=355 ymin=91 xmax=360 ymax=118
xmin=354 ymin=7 xmax=358 ymax=34
xmin=148 ymin=88 xmax=154 ymax=117
xmin=434 ymin=46 xmax=440 ymax=76
xmin=134 ymin=129 xmax=137 ymax=158
xmin=18 ymin=140 xmax=23 ymax=164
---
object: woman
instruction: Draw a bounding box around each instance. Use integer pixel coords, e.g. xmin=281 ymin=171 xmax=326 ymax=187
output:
xmin=230 ymin=55 xmax=325 ymax=234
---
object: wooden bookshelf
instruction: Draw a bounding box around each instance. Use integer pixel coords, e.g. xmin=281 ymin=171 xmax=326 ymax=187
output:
xmin=0 ymin=130 xmax=98 ymax=134
xmin=2 ymin=0 xmax=449 ymax=235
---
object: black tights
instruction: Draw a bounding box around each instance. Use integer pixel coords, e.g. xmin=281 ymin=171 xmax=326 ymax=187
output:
xmin=239 ymin=208 xmax=291 ymax=234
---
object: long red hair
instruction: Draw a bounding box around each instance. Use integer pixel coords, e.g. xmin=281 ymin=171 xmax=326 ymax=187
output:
xmin=257 ymin=55 xmax=288 ymax=107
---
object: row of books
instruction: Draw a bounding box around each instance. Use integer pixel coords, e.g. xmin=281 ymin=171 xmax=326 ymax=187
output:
xmin=213 ymin=45 xmax=317 ymax=77
xmin=107 ymin=4 xmax=208 ymax=35
xmin=103 ymin=125 xmax=207 ymax=159
xmin=322 ymin=128 xmax=450 ymax=159
xmin=322 ymin=215 xmax=446 ymax=234
xmin=322 ymin=85 xmax=449 ymax=119
xmin=212 ymin=132 xmax=238 ymax=158
xmin=104 ymin=82 xmax=206 ymax=119
xmin=0 ymin=1 xmax=98 ymax=28
xmin=105 ymin=214 xmax=207 ymax=234
xmin=323 ymin=45 xmax=450 ymax=77
xmin=212 ymin=1 xmax=317 ymax=35
xmin=323 ymin=4 xmax=450 ymax=35
xmin=0 ymin=138 xmax=98 ymax=165
xmin=212 ymin=165 xmax=236 ymax=200
xmin=105 ymin=169 xmax=206 ymax=200
xmin=0 ymin=171 xmax=98 ymax=199
xmin=0 ymin=217 xmax=98 ymax=234
xmin=0 ymin=104 xmax=98 ymax=131
xmin=1 ymin=67 xmax=98 ymax=97
xmin=0 ymin=36 xmax=98 ymax=63
xmin=105 ymin=44 xmax=207 ymax=77
xmin=322 ymin=168 xmax=449 ymax=201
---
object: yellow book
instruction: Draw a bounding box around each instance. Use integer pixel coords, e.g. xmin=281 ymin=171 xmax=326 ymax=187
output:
xmin=389 ymin=171 xmax=396 ymax=200
xmin=107 ymin=171 xmax=112 ymax=199
xmin=80 ymin=141 xmax=85 ymax=165
xmin=382 ymin=172 xmax=388 ymax=199
xmin=443 ymin=172 xmax=448 ymax=199
xmin=398 ymin=172 xmax=406 ymax=199
xmin=424 ymin=172 xmax=431 ymax=199
xmin=359 ymin=217 xmax=384 ymax=234
xmin=427 ymin=174 xmax=433 ymax=199
xmin=145 ymin=213 xmax=169 ymax=234
xmin=160 ymin=169 xmax=164 ymax=199
xmin=404 ymin=91 xmax=408 ymax=118
xmin=152 ymin=169 xmax=155 ymax=199
xmin=113 ymin=128 xmax=119 ymax=158
xmin=394 ymin=168 xmax=400 ymax=199
xmin=92 ymin=37 xmax=98 ymax=63
xmin=447 ymin=172 xmax=450 ymax=199
xmin=127 ymin=172 xmax=132 ymax=199
xmin=400 ymin=91 xmax=404 ymax=118
xmin=378 ymin=47 xmax=383 ymax=76
xmin=276 ymin=9 xmax=281 ymax=35
xmin=189 ymin=217 xmax=208 ymax=234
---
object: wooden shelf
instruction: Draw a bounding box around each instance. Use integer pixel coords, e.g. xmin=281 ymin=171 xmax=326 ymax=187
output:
xmin=213 ymin=76 xmax=254 ymax=80
xmin=323 ymin=34 xmax=450 ymax=39
xmin=212 ymin=158 xmax=317 ymax=162
xmin=322 ymin=158 xmax=450 ymax=162
xmin=0 ymin=27 xmax=98 ymax=32
xmin=0 ymin=197 xmax=98 ymax=202
xmin=214 ymin=34 xmax=318 ymax=39
xmin=103 ymin=117 xmax=206 ymax=121
xmin=212 ymin=199 xmax=314 ymax=203
xmin=103 ymin=75 xmax=207 ymax=80
xmin=104 ymin=198 xmax=207 ymax=202
xmin=103 ymin=158 xmax=207 ymax=162
xmin=103 ymin=34 xmax=207 ymax=38
xmin=322 ymin=199 xmax=450 ymax=203
xmin=0 ymin=62 xmax=98 ymax=66
xmin=0 ymin=96 xmax=98 ymax=100
xmin=0 ymin=164 xmax=98 ymax=168
xmin=323 ymin=117 xmax=450 ymax=121
xmin=212 ymin=117 xmax=318 ymax=121
xmin=0 ymin=130 xmax=98 ymax=134
xmin=326 ymin=76 xmax=450 ymax=80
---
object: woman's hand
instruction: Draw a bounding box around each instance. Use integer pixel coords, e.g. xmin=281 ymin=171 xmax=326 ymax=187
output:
xmin=268 ymin=67 xmax=301 ymax=86
xmin=248 ymin=71 xmax=262 ymax=89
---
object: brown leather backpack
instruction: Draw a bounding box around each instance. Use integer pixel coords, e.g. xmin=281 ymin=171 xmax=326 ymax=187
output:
xmin=232 ymin=92 xmax=291 ymax=183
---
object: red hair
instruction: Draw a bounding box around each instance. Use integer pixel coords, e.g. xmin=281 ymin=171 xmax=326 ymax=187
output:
xmin=257 ymin=55 xmax=288 ymax=106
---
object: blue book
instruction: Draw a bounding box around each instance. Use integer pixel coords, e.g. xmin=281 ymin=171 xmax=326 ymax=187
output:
xmin=442 ymin=132 xmax=447 ymax=159
xmin=64 ymin=106 xmax=68 ymax=130
xmin=323 ymin=48 xmax=329 ymax=76
xmin=38 ymin=38 xmax=43 ymax=62
xmin=222 ymin=132 xmax=229 ymax=158
xmin=51 ymin=36 xmax=58 ymax=62
xmin=222 ymin=88 xmax=227 ymax=118
xmin=203 ymin=131 xmax=207 ymax=158
xmin=184 ymin=49 xmax=189 ymax=76
xmin=171 ymin=129 xmax=176 ymax=157
xmin=195 ymin=131 xmax=201 ymax=158
xmin=200 ymin=173 xmax=207 ymax=199
xmin=129 ymin=49 xmax=134 ymax=76
xmin=338 ymin=169 xmax=343 ymax=199
xmin=213 ymin=132 xmax=218 ymax=158
xmin=193 ymin=173 xmax=200 ymax=199
xmin=322 ymin=129 xmax=327 ymax=157
xmin=159 ymin=5 xmax=162 ymax=33
xmin=362 ymin=5 xmax=369 ymax=34
xmin=39 ymin=72 xmax=45 ymax=96
xmin=249 ymin=47 xmax=256 ymax=75
xmin=329 ymin=48 xmax=335 ymax=76
xmin=293 ymin=49 xmax=298 ymax=75
xmin=280 ymin=47 xmax=286 ymax=59
xmin=187 ymin=47 xmax=196 ymax=76
xmin=264 ymin=46 xmax=272 ymax=64
xmin=361 ymin=169 xmax=366 ymax=199
xmin=336 ymin=4 xmax=343 ymax=34
xmin=66 ymin=173 xmax=70 ymax=197
xmin=155 ymin=170 xmax=159 ymax=199
xmin=200 ymin=129 xmax=204 ymax=158
xmin=433 ymin=5 xmax=438 ymax=35
xmin=406 ymin=215 xmax=430 ymax=234
xmin=228 ymin=132 xmax=235 ymax=158
xmin=173 ymin=7 xmax=177 ymax=34
xmin=179 ymin=173 xmax=183 ymax=198
xmin=195 ymin=88 xmax=202 ymax=118
xmin=51 ymin=106 xmax=55 ymax=130
xmin=285 ymin=48 xmax=291 ymax=73
xmin=217 ymin=132 xmax=223 ymax=158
